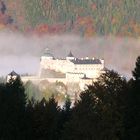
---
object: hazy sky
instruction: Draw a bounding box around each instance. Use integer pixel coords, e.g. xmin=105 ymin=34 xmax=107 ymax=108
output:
xmin=0 ymin=31 xmax=139 ymax=78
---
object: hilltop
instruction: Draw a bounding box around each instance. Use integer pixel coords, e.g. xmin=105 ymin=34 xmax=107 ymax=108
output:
xmin=1 ymin=0 xmax=140 ymax=37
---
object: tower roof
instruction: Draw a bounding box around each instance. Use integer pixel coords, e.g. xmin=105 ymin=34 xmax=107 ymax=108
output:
xmin=42 ymin=48 xmax=54 ymax=58
xmin=81 ymin=75 xmax=91 ymax=80
xmin=70 ymin=58 xmax=102 ymax=64
xmin=43 ymin=52 xmax=54 ymax=57
xmin=8 ymin=71 xmax=19 ymax=76
xmin=67 ymin=51 xmax=74 ymax=57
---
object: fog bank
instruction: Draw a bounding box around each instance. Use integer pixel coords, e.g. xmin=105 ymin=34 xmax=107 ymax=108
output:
xmin=0 ymin=31 xmax=139 ymax=78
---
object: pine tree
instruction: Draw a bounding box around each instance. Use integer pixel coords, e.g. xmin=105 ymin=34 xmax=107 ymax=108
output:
xmin=132 ymin=56 xmax=140 ymax=81
xmin=62 ymin=89 xmax=100 ymax=140
xmin=33 ymin=96 xmax=60 ymax=140
xmin=62 ymin=70 xmax=127 ymax=140
xmin=124 ymin=56 xmax=140 ymax=140
xmin=0 ymin=76 xmax=27 ymax=139
xmin=93 ymin=70 xmax=127 ymax=140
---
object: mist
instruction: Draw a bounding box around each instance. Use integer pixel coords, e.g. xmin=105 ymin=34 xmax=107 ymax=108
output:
xmin=0 ymin=31 xmax=139 ymax=78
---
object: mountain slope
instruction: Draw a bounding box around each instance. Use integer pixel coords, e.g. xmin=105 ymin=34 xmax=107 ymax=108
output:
xmin=2 ymin=0 xmax=140 ymax=37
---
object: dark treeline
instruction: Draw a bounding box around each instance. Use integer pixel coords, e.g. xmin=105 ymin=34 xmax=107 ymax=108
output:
xmin=0 ymin=56 xmax=140 ymax=140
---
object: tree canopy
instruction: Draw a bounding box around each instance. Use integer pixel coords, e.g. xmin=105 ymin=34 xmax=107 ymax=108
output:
xmin=0 ymin=56 xmax=140 ymax=139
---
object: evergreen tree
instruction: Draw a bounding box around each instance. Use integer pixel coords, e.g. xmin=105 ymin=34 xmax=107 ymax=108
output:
xmin=33 ymin=96 xmax=60 ymax=140
xmin=25 ymin=98 xmax=36 ymax=139
xmin=132 ymin=56 xmax=140 ymax=81
xmin=59 ymin=96 xmax=72 ymax=139
xmin=0 ymin=76 xmax=27 ymax=139
xmin=91 ymin=70 xmax=127 ymax=140
xmin=62 ymin=70 xmax=127 ymax=140
xmin=62 ymin=88 xmax=100 ymax=140
xmin=62 ymin=96 xmax=72 ymax=119
xmin=125 ymin=56 xmax=140 ymax=140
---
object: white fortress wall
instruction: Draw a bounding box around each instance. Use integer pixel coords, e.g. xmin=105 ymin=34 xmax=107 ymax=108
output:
xmin=79 ymin=79 xmax=93 ymax=91
xmin=33 ymin=48 xmax=105 ymax=90
xmin=40 ymin=57 xmax=75 ymax=74
xmin=73 ymin=64 xmax=104 ymax=78
xmin=66 ymin=72 xmax=85 ymax=83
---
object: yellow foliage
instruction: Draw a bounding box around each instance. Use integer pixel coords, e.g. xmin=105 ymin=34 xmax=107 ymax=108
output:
xmin=0 ymin=24 xmax=5 ymax=30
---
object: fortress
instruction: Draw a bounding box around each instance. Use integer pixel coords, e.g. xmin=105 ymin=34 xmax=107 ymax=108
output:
xmin=38 ymin=48 xmax=105 ymax=90
xmin=8 ymin=48 xmax=105 ymax=103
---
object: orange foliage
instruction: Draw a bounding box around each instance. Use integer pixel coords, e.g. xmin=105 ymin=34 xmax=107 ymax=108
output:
xmin=0 ymin=23 xmax=5 ymax=29
xmin=77 ymin=16 xmax=94 ymax=26
xmin=132 ymin=23 xmax=140 ymax=35
xmin=85 ymin=26 xmax=95 ymax=37
xmin=35 ymin=23 xmax=67 ymax=35
xmin=120 ymin=20 xmax=140 ymax=37
xmin=35 ymin=24 xmax=48 ymax=34
xmin=48 ymin=24 xmax=63 ymax=33
xmin=91 ymin=3 xmax=97 ymax=10
xmin=111 ymin=17 xmax=117 ymax=24
xmin=75 ymin=16 xmax=95 ymax=37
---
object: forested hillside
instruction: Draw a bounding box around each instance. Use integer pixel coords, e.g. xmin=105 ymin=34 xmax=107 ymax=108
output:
xmin=2 ymin=0 xmax=140 ymax=37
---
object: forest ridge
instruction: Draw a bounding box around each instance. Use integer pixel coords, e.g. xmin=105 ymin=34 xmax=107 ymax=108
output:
xmin=0 ymin=0 xmax=140 ymax=36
